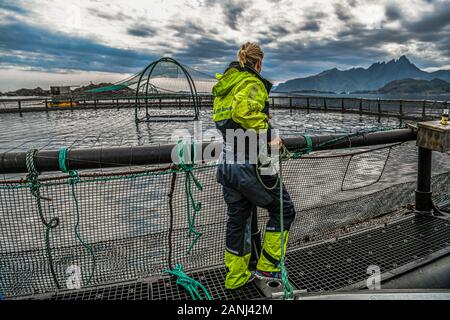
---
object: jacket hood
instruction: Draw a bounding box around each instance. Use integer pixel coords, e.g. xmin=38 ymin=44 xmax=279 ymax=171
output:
xmin=212 ymin=61 xmax=273 ymax=97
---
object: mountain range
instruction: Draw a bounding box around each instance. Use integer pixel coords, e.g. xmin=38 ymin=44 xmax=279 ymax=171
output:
xmin=275 ymin=56 xmax=450 ymax=93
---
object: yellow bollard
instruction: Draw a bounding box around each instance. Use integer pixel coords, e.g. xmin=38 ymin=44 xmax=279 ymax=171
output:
xmin=441 ymin=109 xmax=449 ymax=126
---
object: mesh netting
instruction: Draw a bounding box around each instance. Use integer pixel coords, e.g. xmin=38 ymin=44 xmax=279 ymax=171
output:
xmin=80 ymin=58 xmax=216 ymax=96
xmin=132 ymin=58 xmax=216 ymax=122
xmin=1 ymin=141 xmax=449 ymax=298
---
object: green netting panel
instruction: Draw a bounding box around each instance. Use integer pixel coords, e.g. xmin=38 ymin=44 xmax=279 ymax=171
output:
xmin=85 ymin=84 xmax=130 ymax=93
xmin=1 ymin=142 xmax=449 ymax=298
xmin=76 ymin=58 xmax=216 ymax=97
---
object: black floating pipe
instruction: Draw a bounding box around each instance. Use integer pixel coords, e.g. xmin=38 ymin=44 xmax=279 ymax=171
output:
xmin=0 ymin=129 xmax=416 ymax=174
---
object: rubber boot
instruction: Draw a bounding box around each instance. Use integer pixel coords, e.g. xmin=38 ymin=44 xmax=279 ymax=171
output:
xmin=224 ymin=250 xmax=252 ymax=289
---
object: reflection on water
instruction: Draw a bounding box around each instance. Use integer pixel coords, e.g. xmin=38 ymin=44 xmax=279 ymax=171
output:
xmin=0 ymin=107 xmax=402 ymax=153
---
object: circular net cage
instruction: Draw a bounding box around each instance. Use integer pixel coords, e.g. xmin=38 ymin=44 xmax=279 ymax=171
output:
xmin=133 ymin=57 xmax=217 ymax=122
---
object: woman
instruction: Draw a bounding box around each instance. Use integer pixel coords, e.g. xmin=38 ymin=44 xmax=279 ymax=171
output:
xmin=212 ymin=42 xmax=296 ymax=290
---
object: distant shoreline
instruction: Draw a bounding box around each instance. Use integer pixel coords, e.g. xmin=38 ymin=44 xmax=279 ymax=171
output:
xmin=271 ymin=91 xmax=450 ymax=101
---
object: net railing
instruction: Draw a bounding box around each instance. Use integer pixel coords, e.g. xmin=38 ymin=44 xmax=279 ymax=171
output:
xmin=1 ymin=96 xmax=447 ymax=124
xmin=1 ymin=138 xmax=450 ymax=298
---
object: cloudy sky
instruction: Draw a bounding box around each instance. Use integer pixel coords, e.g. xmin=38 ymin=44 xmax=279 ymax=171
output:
xmin=0 ymin=0 xmax=450 ymax=91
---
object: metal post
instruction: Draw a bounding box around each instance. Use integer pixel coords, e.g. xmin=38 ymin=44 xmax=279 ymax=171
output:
xmin=341 ymin=98 xmax=345 ymax=112
xmin=145 ymin=96 xmax=149 ymax=119
xmin=94 ymin=99 xmax=97 ymax=109
xmin=272 ymin=97 xmax=275 ymax=108
xmin=444 ymin=101 xmax=448 ymax=120
xmin=288 ymin=96 xmax=292 ymax=114
xmin=306 ymin=97 xmax=310 ymax=112
xmin=18 ymin=100 xmax=22 ymax=117
xmin=422 ymin=101 xmax=426 ymax=119
xmin=359 ymin=99 xmax=363 ymax=115
xmin=45 ymin=99 xmax=48 ymax=111
xmin=324 ymin=98 xmax=327 ymax=111
xmin=399 ymin=100 xmax=403 ymax=117
xmin=415 ymin=146 xmax=433 ymax=213
xmin=377 ymin=99 xmax=381 ymax=115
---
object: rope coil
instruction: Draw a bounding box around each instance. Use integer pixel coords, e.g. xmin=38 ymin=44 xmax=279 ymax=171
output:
xmin=163 ymin=264 xmax=212 ymax=300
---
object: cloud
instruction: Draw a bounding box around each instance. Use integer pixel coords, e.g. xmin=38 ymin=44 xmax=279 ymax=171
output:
xmin=86 ymin=8 xmax=132 ymax=22
xmin=127 ymin=24 xmax=156 ymax=37
xmin=175 ymin=36 xmax=238 ymax=63
xmin=299 ymin=21 xmax=321 ymax=32
xmin=1 ymin=0 xmax=450 ymax=89
xmin=206 ymin=0 xmax=250 ymax=30
xmin=406 ymin=2 xmax=450 ymax=33
xmin=333 ymin=2 xmax=353 ymax=22
xmin=384 ymin=3 xmax=403 ymax=21
xmin=0 ymin=21 xmax=156 ymax=73
xmin=0 ymin=0 xmax=29 ymax=15
xmin=169 ymin=21 xmax=209 ymax=38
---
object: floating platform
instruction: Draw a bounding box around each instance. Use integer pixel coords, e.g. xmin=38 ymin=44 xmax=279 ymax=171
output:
xmin=17 ymin=213 xmax=450 ymax=300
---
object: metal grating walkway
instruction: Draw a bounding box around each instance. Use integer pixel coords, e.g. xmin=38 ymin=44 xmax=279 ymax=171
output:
xmin=24 ymin=213 xmax=450 ymax=300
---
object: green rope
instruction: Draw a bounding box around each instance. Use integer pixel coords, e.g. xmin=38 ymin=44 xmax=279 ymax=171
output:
xmin=59 ymin=146 xmax=69 ymax=173
xmin=10 ymin=126 xmax=402 ymax=295
xmin=59 ymin=147 xmax=97 ymax=285
xmin=26 ymin=149 xmax=61 ymax=289
xmin=277 ymin=147 xmax=294 ymax=299
xmin=255 ymin=144 xmax=295 ymax=299
xmin=176 ymin=140 xmax=203 ymax=254
xmin=163 ymin=264 xmax=212 ymax=300
xmin=303 ymin=134 xmax=313 ymax=153
xmin=290 ymin=126 xmax=402 ymax=159
xmin=256 ymin=134 xmax=313 ymax=190
xmin=166 ymin=141 xmax=212 ymax=300
xmin=256 ymin=126 xmax=403 ymax=299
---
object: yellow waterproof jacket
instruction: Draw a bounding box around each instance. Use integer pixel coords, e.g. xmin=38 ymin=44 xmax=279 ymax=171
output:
xmin=212 ymin=62 xmax=272 ymax=132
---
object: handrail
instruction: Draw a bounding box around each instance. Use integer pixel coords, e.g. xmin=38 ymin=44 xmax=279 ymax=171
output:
xmin=1 ymin=94 xmax=449 ymax=104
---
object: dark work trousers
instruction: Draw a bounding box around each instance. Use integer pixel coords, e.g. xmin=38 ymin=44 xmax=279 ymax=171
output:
xmin=217 ymin=162 xmax=296 ymax=267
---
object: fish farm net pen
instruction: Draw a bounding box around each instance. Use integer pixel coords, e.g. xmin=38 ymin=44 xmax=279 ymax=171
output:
xmin=0 ymin=128 xmax=450 ymax=299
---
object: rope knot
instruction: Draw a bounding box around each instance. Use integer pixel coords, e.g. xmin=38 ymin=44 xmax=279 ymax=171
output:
xmin=68 ymin=170 xmax=80 ymax=185
xmin=163 ymin=264 xmax=212 ymax=300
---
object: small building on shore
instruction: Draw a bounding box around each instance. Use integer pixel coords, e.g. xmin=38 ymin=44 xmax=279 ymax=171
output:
xmin=50 ymin=86 xmax=72 ymax=96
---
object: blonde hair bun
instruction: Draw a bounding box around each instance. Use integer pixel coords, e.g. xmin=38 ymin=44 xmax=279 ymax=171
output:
xmin=237 ymin=42 xmax=264 ymax=68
